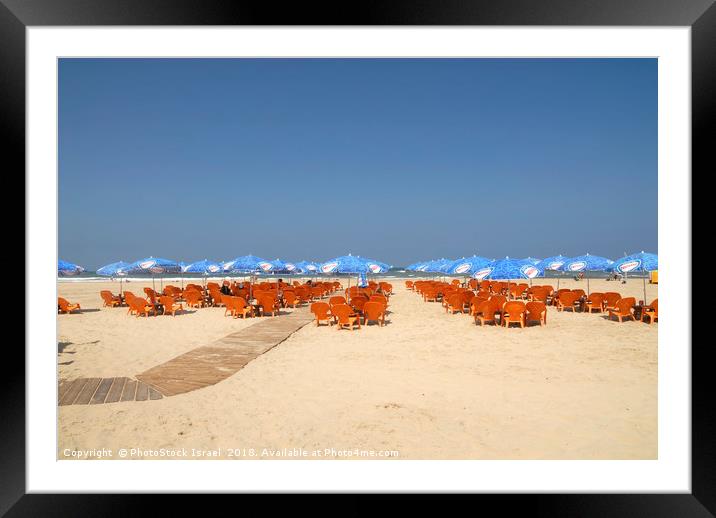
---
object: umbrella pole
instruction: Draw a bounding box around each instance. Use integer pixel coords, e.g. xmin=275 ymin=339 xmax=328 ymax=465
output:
xmin=587 ymin=276 xmax=590 ymax=296
xmin=642 ymin=268 xmax=647 ymax=304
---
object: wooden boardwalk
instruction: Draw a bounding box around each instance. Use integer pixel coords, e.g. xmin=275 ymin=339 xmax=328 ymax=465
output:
xmin=59 ymin=308 xmax=314 ymax=406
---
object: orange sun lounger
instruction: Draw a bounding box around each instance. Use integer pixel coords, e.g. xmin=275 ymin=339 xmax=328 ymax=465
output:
xmin=58 ymin=297 xmax=81 ymax=314
xmin=642 ymin=299 xmax=658 ymax=324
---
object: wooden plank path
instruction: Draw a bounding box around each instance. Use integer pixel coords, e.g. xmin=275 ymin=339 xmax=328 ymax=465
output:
xmin=59 ymin=307 xmax=314 ymax=406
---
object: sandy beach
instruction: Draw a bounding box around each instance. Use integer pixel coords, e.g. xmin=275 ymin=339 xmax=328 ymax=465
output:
xmin=58 ymin=277 xmax=657 ymax=460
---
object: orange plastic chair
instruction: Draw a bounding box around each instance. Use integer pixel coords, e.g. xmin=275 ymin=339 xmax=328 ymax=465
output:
xmin=160 ymin=295 xmax=183 ymax=316
xmin=310 ymin=302 xmax=332 ymax=326
xmin=445 ymin=293 xmax=464 ymax=314
xmin=370 ymin=294 xmax=388 ymax=308
xmin=100 ymin=290 xmax=121 ymax=307
xmin=329 ymin=296 xmax=347 ymax=307
xmin=557 ymin=292 xmax=581 ymax=312
xmin=208 ymin=288 xmax=224 ymax=307
xmin=608 ymin=297 xmax=636 ymax=322
xmin=423 ymin=289 xmax=438 ymax=302
xmin=127 ymin=296 xmax=155 ymax=317
xmin=379 ymin=282 xmax=393 ymax=295
xmin=351 ymin=297 xmax=367 ymax=315
xmin=584 ymin=293 xmax=605 ymax=313
xmin=258 ymin=295 xmax=279 ymax=317
xmin=553 ymin=288 xmax=571 ymax=306
xmin=473 ymin=300 xmax=498 ymax=326
xmin=184 ymin=289 xmax=205 ymax=308
xmin=642 ymin=299 xmax=658 ymax=324
xmin=58 ymin=297 xmax=81 ymax=314
xmin=502 ymin=301 xmax=527 ymax=328
xmin=331 ymin=304 xmax=361 ymax=330
xmin=525 ymin=301 xmax=547 ymax=326
xmin=363 ymin=301 xmax=386 ymax=326
xmin=405 ymin=280 xmax=414 ymax=290
xmin=603 ymin=292 xmax=622 ymax=312
xmin=283 ymin=291 xmax=299 ymax=308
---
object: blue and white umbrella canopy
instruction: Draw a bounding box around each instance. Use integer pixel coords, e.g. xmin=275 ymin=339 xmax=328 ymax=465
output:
xmin=58 ymin=259 xmax=85 ymax=277
xmin=560 ymin=254 xmax=613 ymax=273
xmin=294 ymin=260 xmax=321 ymax=274
xmin=521 ymin=257 xmax=543 ymax=266
xmin=96 ymin=261 xmax=131 ymax=277
xmin=223 ymin=255 xmax=267 ymax=273
xmin=611 ymin=251 xmax=658 ymax=273
xmin=182 ymin=259 xmax=223 ymax=275
xmin=319 ymin=254 xmax=389 ymax=274
xmin=408 ymin=261 xmax=432 ymax=272
xmin=417 ymin=258 xmax=453 ymax=274
xmin=447 ymin=255 xmax=493 ymax=275
xmin=123 ymin=257 xmax=182 ymax=274
xmin=256 ymin=259 xmax=297 ymax=274
xmin=611 ymin=251 xmax=658 ymax=302
xmin=536 ymin=255 xmax=570 ymax=271
xmin=472 ymin=257 xmax=544 ymax=280
xmin=361 ymin=257 xmax=392 ymax=273
xmin=96 ymin=260 xmax=132 ymax=295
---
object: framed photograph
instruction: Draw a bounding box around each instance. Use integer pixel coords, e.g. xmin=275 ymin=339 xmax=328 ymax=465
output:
xmin=7 ymin=0 xmax=708 ymax=512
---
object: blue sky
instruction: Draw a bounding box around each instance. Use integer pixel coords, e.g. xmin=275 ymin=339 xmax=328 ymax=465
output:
xmin=59 ymin=58 xmax=657 ymax=269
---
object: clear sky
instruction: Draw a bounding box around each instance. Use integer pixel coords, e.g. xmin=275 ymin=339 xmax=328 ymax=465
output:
xmin=59 ymin=58 xmax=657 ymax=270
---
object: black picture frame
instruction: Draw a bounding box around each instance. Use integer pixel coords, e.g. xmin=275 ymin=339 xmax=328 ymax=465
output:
xmin=5 ymin=0 xmax=707 ymax=513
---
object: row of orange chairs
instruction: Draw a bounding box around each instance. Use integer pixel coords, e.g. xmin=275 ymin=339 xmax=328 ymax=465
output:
xmin=310 ymin=300 xmax=388 ymax=329
xmin=409 ymin=280 xmax=657 ymax=325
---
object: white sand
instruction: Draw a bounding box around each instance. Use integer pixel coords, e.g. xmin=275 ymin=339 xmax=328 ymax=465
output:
xmin=58 ymin=277 xmax=657 ymax=460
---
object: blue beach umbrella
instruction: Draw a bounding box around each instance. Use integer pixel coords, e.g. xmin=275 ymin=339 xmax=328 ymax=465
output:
xmin=58 ymin=259 xmax=84 ymax=277
xmin=537 ymin=255 xmax=570 ymax=271
xmin=472 ymin=257 xmax=544 ymax=283
xmin=123 ymin=257 xmax=181 ymax=291
xmin=294 ymin=260 xmax=321 ymax=275
xmin=612 ymin=251 xmax=658 ymax=303
xmin=183 ymin=259 xmax=223 ymax=288
xmin=319 ymin=254 xmax=389 ymax=275
xmin=447 ymin=255 xmax=493 ymax=275
xmin=224 ymin=254 xmax=267 ymax=274
xmin=96 ymin=260 xmax=131 ymax=295
xmin=362 ymin=257 xmax=392 ymax=274
xmin=612 ymin=251 xmax=658 ymax=275
xmin=522 ymin=257 xmax=543 ymax=265
xmin=421 ymin=258 xmax=453 ymax=274
xmin=560 ymin=253 xmax=614 ymax=295
xmin=319 ymin=254 xmax=389 ymax=293
xmin=536 ymin=254 xmax=570 ymax=289
xmin=258 ymin=259 xmax=296 ymax=275
xmin=408 ymin=260 xmax=431 ymax=272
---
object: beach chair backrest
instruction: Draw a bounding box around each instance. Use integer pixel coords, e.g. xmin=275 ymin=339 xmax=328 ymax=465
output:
xmin=525 ymin=301 xmax=546 ymax=321
xmin=310 ymin=302 xmax=330 ymax=319
xmin=604 ymin=292 xmax=621 ymax=308
xmin=100 ymin=291 xmax=115 ymax=305
xmin=616 ymin=297 xmax=636 ymax=313
xmin=489 ymin=295 xmax=507 ymax=308
xmin=331 ymin=304 xmax=354 ymax=324
xmin=504 ymin=301 xmax=526 ymax=316
xmin=363 ymin=301 xmax=385 ymax=320
xmin=329 ymin=296 xmax=346 ymax=306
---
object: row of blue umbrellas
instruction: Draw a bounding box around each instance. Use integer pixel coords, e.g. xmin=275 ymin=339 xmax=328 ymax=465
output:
xmin=407 ymin=252 xmax=657 ymax=278
xmin=406 ymin=251 xmax=657 ymax=299
xmin=59 ymin=254 xmax=393 ymax=279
